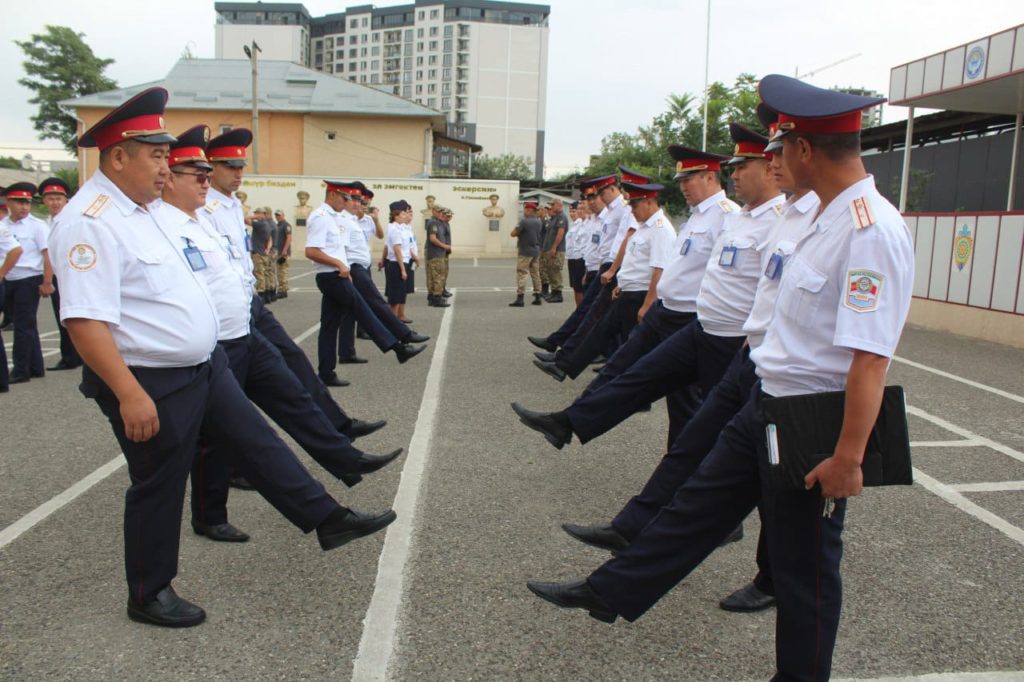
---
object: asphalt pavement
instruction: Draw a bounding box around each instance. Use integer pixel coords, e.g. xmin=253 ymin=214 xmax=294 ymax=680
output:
xmin=1 ymin=258 xmax=1021 ymax=680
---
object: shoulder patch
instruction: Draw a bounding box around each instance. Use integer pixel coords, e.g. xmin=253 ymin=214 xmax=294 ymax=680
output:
xmin=850 ymin=197 xmax=875 ymax=230
xmin=68 ymin=243 xmax=98 ymax=271
xmin=204 ymin=200 xmax=221 ymax=214
xmin=719 ymin=200 xmax=737 ymax=213
xmin=845 ymin=269 xmax=884 ymax=312
xmin=83 ymin=194 xmax=111 ymax=218
xmin=772 ymin=203 xmax=785 ymax=216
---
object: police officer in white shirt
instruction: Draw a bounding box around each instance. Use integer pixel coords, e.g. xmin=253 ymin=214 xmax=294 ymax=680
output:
xmin=39 ymin=177 xmax=83 ymax=371
xmin=0 ymin=219 xmax=24 ymax=391
xmin=307 ymin=183 xmax=426 ymax=386
xmin=49 ymin=89 xmax=397 ymax=628
xmin=205 ymin=131 xmax=386 ymax=439
xmin=528 ymin=76 xmax=914 ymax=682
xmin=564 ymin=202 xmax=587 ymax=306
xmin=1 ymin=182 xmax=53 ymax=383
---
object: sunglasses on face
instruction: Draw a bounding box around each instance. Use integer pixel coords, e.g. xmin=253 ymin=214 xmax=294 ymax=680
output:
xmin=172 ymin=170 xmax=211 ymax=185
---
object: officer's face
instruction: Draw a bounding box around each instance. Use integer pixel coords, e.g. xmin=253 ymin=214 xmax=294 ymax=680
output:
xmin=678 ymin=172 xmax=707 ymax=206
xmin=770 ymin=148 xmax=798 ymax=193
xmin=780 ymin=137 xmax=812 ymax=188
xmin=114 ymin=143 xmax=170 ymax=204
xmin=731 ymin=159 xmax=772 ymax=204
xmin=211 ymin=162 xmax=244 ymax=194
xmin=629 ymin=198 xmax=655 ymax=222
xmin=6 ymin=198 xmax=31 ymax=221
xmin=164 ymin=164 xmax=209 ymax=211
xmin=43 ymin=193 xmax=67 ymax=216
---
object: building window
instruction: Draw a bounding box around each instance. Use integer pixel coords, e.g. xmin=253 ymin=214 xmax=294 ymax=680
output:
xmin=442 ymin=68 xmax=451 ymax=80
xmin=441 ymin=97 xmax=450 ymax=109
xmin=427 ymin=97 xmax=437 ymax=107
xmin=429 ymin=40 xmax=438 ymax=51
xmin=361 ymin=75 xmax=367 ymax=83
xmin=350 ymin=76 xmax=357 ymax=82
xmin=372 ymin=32 xmax=380 ymax=42
xmin=428 ymin=68 xmax=437 ymax=79
xmin=404 ymin=29 xmax=413 ymax=41
xmin=416 ymin=84 xmax=423 ymax=94
xmin=417 ymin=42 xmax=424 ymax=52
xmin=417 ymin=10 xmax=424 ymax=20
xmin=430 ymin=26 xmax=439 ymax=37
xmin=361 ymin=61 xmax=367 ymax=70
xmin=337 ymin=36 xmax=344 ymax=46
xmin=429 ymin=55 xmax=438 ymax=65
xmin=428 ymin=83 xmax=437 ymax=94
xmin=441 ymin=82 xmax=451 ymax=95
xmin=444 ymin=25 xmax=453 ymax=37
xmin=430 ymin=9 xmax=439 ymax=19
xmin=371 ymin=46 xmax=380 ymax=56
xmin=402 ymin=72 xmax=412 ymax=83
xmin=361 ymin=47 xmax=367 ymax=57
xmin=416 ymin=56 xmax=424 ymax=66
xmin=337 ymin=63 xmax=344 ymax=72
xmin=417 ymin=28 xmax=424 ymax=38
xmin=404 ymin=57 xmax=412 ymax=70
xmin=350 ymin=62 xmax=357 ymax=71
xmin=371 ymin=74 xmax=379 ymax=83
xmin=350 ymin=19 xmax=358 ymax=28
xmin=219 ymin=124 xmax=233 ymax=134
xmin=336 ymin=50 xmax=344 ymax=59
xmin=442 ymin=53 xmax=452 ymax=66
xmin=443 ymin=39 xmax=452 ymax=52
xmin=371 ymin=60 xmax=379 ymax=70
xmin=403 ymin=85 xmax=412 ymax=97
xmin=325 ymin=64 xmax=333 ymax=73
xmin=404 ymin=43 xmax=413 ymax=56
xmin=325 ymin=37 xmax=334 ymax=49
xmin=349 ymin=48 xmax=357 ymax=58
xmin=361 ymin=17 xmax=368 ymax=27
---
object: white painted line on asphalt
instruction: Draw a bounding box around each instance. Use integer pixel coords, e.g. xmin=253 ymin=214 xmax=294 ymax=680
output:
xmin=913 ymin=468 xmax=1024 ymax=547
xmin=910 ymin=440 xmax=983 ymax=448
xmin=6 ymin=349 xmax=59 ymax=370
xmin=895 ymin=355 xmax=1024 ymax=405
xmin=0 ymin=456 xmax=125 ymax=551
xmin=291 ymin=322 xmax=321 ymax=345
xmin=834 ymin=672 xmax=1024 ymax=682
xmin=907 ymin=404 xmax=1024 ymax=465
xmin=351 ymin=292 xmax=455 ymax=682
xmin=950 ymin=481 xmax=1024 ymax=493
xmin=473 ymin=257 xmax=478 ymax=266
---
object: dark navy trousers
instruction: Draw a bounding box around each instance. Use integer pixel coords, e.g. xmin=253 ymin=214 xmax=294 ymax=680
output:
xmin=83 ymin=347 xmax=337 ymax=606
xmin=7 ymin=275 xmax=44 ymax=379
xmin=251 ymin=295 xmax=352 ymax=433
xmin=191 ymin=330 xmax=366 ymax=527
xmin=554 ymin=273 xmax=616 ymax=362
xmin=547 ymin=262 xmax=611 ymax=346
xmin=566 ymin=321 xmax=744 ymax=447
xmin=0 ymin=282 xmax=7 ymax=389
xmin=49 ymin=277 xmax=81 ymax=367
xmin=558 ymin=291 xmax=645 ymax=379
xmin=316 ymin=272 xmax=397 ymax=378
xmin=589 ymin=386 xmax=847 ymax=682
xmin=339 ymin=263 xmax=411 ymax=359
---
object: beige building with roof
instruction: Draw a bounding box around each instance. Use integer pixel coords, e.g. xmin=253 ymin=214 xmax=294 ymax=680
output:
xmin=62 ymin=58 xmax=449 ymax=181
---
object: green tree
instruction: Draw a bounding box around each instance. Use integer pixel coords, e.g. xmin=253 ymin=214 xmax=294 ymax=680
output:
xmin=471 ymin=153 xmax=534 ymax=181
xmin=585 ymin=74 xmax=762 ymax=217
xmin=0 ymin=156 xmax=23 ymax=169
xmin=54 ymin=167 xmax=80 ymax=193
xmin=16 ymin=25 xmax=118 ymax=155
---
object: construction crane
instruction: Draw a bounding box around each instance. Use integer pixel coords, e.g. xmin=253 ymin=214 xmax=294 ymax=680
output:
xmin=795 ymin=53 xmax=862 ymax=80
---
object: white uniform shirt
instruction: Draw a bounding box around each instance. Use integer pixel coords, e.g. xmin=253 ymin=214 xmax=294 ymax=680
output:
xmin=359 ymin=214 xmax=378 ymax=244
xmin=0 ymin=221 xmax=23 ymax=263
xmin=306 ymin=202 xmax=348 ymax=273
xmin=582 ymin=215 xmax=603 ymax=271
xmin=159 ymin=203 xmax=252 ymax=341
xmin=341 ymin=209 xmax=371 ymax=267
xmin=697 ymin=194 xmax=787 ymax=336
xmin=742 ymin=191 xmax=821 ymax=349
xmin=385 ymin=222 xmax=415 ymax=262
xmin=49 ymin=169 xmax=219 ymax=367
xmin=2 ymin=214 xmax=49 ymax=280
xmin=617 ymin=208 xmax=676 ymax=293
xmin=601 ymin=195 xmax=638 ymax=264
xmin=406 ymin=224 xmax=419 ymax=260
xmin=204 ymin=186 xmax=256 ymax=297
xmin=751 ymin=176 xmax=915 ymax=397
xmin=565 ymin=218 xmax=583 ymax=260
xmin=657 ymin=190 xmax=739 ymax=313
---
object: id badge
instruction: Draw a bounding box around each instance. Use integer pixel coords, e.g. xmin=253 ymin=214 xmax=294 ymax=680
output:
xmin=719 ymin=245 xmax=737 ymax=267
xmin=765 ymin=252 xmax=783 ymax=280
xmin=183 ymin=245 xmax=208 ymax=271
xmin=244 ymin=233 xmax=252 ymax=253
xmin=680 ymin=238 xmax=692 ymax=256
xmin=591 ymin=233 xmax=600 ymax=244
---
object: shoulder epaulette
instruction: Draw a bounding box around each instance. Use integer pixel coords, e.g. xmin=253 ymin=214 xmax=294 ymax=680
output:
xmin=850 ymin=196 xmax=876 ymax=230
xmin=83 ymin=194 xmax=111 ymax=218
xmin=204 ymin=200 xmax=221 ymax=214
xmin=719 ymin=200 xmax=737 ymax=213
xmin=772 ymin=203 xmax=785 ymax=216
xmin=654 ymin=218 xmax=666 ymax=228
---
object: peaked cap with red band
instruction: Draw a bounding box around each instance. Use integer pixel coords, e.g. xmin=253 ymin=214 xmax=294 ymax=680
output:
xmin=758 ymin=74 xmax=885 ymax=151
xmin=78 ymin=87 xmax=175 ymax=151
xmin=622 ymin=180 xmax=663 ymax=201
xmin=619 ymin=165 xmax=653 ymax=185
xmin=580 ymin=174 xmax=617 ymax=197
xmin=667 ymin=145 xmax=730 ymax=179
xmin=4 ymin=182 xmax=37 ymax=200
xmin=169 ymin=125 xmax=213 ymax=170
xmin=726 ymin=122 xmax=771 ymax=165
xmin=324 ymin=180 xmax=363 ymax=196
xmin=756 ymin=102 xmax=779 ymax=140
xmin=207 ymin=128 xmax=253 ymax=167
xmin=523 ymin=201 xmax=539 ymax=209
xmin=39 ymin=177 xmax=70 ymax=197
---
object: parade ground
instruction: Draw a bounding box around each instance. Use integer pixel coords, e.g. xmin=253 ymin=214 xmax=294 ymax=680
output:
xmin=1 ymin=257 xmax=1022 ymax=681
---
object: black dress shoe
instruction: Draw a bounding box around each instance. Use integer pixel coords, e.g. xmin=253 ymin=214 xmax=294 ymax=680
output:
xmin=400 ymin=318 xmax=414 ymax=324
xmin=561 ymin=522 xmax=629 ymax=552
xmin=533 ymin=359 xmax=566 ymax=382
xmin=317 ymin=507 xmax=397 ymax=550
xmin=526 ymin=579 xmax=617 ymax=623
xmin=719 ymin=581 xmax=776 ymax=612
xmin=719 ymin=524 xmax=744 ymax=546
xmin=127 ymin=586 xmax=206 ymax=628
xmin=339 ymin=356 xmax=369 ymax=364
xmin=404 ymin=331 xmax=430 ymax=343
xmin=393 ymin=343 xmax=426 ymax=364
xmin=510 ymin=402 xmax=572 ymax=449
xmin=527 ymin=335 xmax=558 ymax=352
xmin=192 ymin=522 xmax=250 ymax=543
xmin=534 ymin=351 xmax=557 ymax=363
xmin=347 ymin=448 xmax=403 ymax=475
xmin=346 ymin=418 xmax=387 ymax=440
xmin=48 ymin=359 xmax=81 ymax=371
xmin=320 ymin=373 xmax=351 ymax=387
xmin=356 ymin=329 xmax=372 ymax=340
xmin=590 ymin=355 xmax=607 ymax=365
xmin=229 ymin=476 xmax=255 ymax=490
xmin=8 ymin=374 xmax=29 ymax=384
xmin=441 ymin=290 xmax=453 ymax=298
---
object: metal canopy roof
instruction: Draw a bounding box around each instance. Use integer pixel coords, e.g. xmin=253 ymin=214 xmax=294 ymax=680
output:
xmin=889 ymin=24 xmax=1024 ymax=114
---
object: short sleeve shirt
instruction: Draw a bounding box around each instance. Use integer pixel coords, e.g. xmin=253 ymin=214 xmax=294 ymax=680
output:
xmin=250 ymin=218 xmax=275 ymax=254
xmin=751 ymin=176 xmax=915 ymax=397
xmin=542 ymin=211 xmax=569 ymax=252
xmin=425 ymin=218 xmax=450 ymax=259
xmin=582 ymin=216 xmax=604 ymax=271
xmin=306 ymin=202 xmax=348 ymax=273
xmin=204 ymin=187 xmax=256 ymax=297
xmin=342 ymin=210 xmax=372 ymax=268
xmin=515 ymin=217 xmax=542 ymax=257
xmin=617 ymin=209 xmax=676 ymax=292
xmin=274 ymin=220 xmax=292 ymax=254
xmin=2 ymin=214 xmax=49 ymax=280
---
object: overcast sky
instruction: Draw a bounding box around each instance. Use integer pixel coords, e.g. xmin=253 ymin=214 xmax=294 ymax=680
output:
xmin=1 ymin=0 xmax=1021 ymax=175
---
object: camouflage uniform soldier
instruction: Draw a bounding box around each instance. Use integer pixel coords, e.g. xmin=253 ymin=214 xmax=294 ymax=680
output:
xmin=509 ymin=202 xmax=542 ymax=307
xmin=541 ymin=198 xmax=568 ymax=303
xmin=425 ymin=205 xmax=452 ymax=307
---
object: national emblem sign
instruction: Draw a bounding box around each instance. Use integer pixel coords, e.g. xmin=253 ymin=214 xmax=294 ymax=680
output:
xmin=964 ymin=42 xmax=987 ymax=81
xmin=954 ymin=224 xmax=973 ymax=271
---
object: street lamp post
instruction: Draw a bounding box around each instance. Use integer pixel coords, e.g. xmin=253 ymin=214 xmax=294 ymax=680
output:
xmin=243 ymin=41 xmax=262 ymax=174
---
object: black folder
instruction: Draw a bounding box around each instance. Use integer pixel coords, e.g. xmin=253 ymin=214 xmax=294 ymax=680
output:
xmin=762 ymin=385 xmax=913 ymax=491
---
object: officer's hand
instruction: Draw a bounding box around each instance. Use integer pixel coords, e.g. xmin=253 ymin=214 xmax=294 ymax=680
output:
xmin=337 ymin=265 xmax=351 ymax=279
xmin=611 ymin=286 xmax=621 ymax=300
xmin=600 ymin=270 xmax=613 ymax=285
xmin=121 ymin=392 xmax=160 ymax=442
xmin=548 ymin=248 xmax=556 ymax=257
xmin=804 ymin=455 xmax=863 ymax=498
xmin=638 ymin=301 xmax=652 ymax=322
xmin=40 ymin=281 xmax=55 ymax=297
xmin=377 ymin=259 xmax=385 ymax=270
xmin=400 ymin=269 xmax=408 ymax=281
